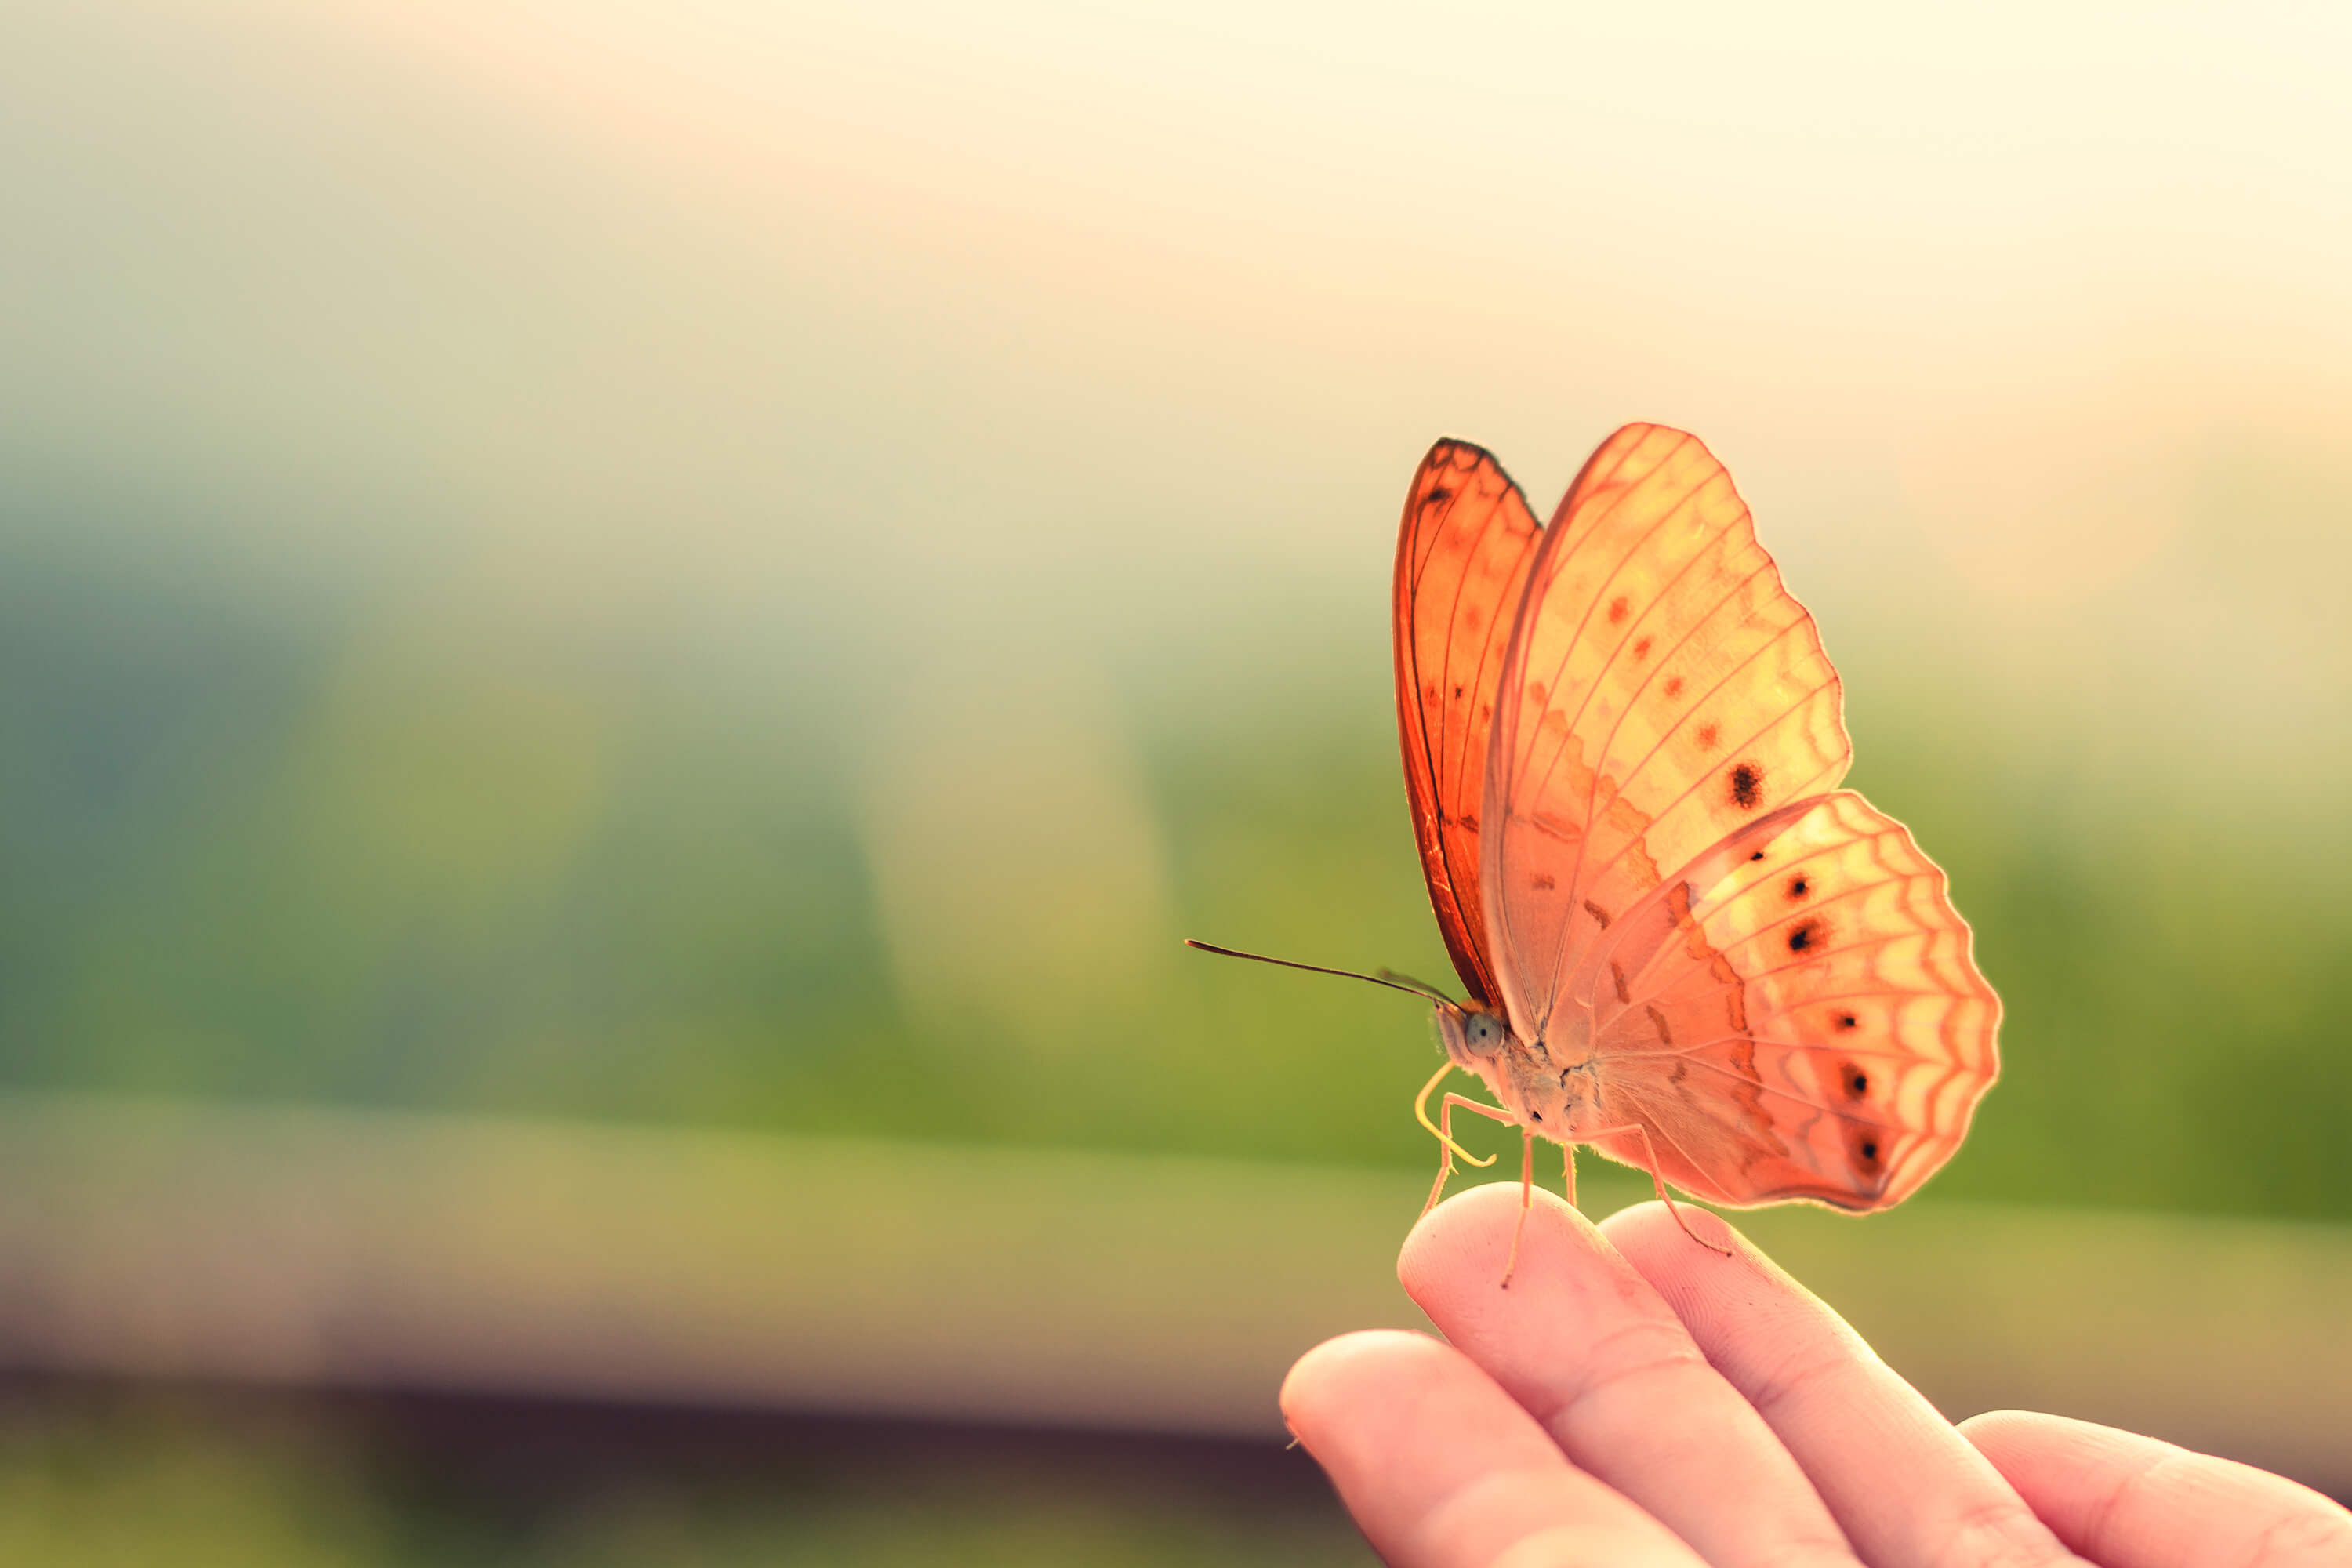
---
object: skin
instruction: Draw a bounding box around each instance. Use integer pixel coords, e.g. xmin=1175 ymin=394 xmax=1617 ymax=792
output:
xmin=1282 ymin=1184 xmax=2352 ymax=1568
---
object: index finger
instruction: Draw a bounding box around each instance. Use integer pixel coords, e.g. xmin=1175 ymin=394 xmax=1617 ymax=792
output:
xmin=1403 ymin=1183 xmax=1860 ymax=1568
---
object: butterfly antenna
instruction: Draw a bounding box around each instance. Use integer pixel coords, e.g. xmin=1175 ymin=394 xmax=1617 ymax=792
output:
xmin=1183 ymin=939 xmax=1455 ymax=1005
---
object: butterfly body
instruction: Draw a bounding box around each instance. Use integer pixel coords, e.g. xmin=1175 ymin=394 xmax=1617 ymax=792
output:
xmin=1432 ymin=1000 xmax=1592 ymax=1139
xmin=1398 ymin=426 xmax=1998 ymax=1217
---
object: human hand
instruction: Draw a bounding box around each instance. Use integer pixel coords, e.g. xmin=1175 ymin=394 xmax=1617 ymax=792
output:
xmin=1282 ymin=1182 xmax=2352 ymax=1566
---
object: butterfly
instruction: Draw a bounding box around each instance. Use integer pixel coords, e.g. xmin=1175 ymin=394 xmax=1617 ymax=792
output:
xmin=1196 ymin=424 xmax=1998 ymax=1278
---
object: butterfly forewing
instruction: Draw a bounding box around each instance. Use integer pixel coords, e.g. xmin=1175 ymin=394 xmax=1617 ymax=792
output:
xmin=1482 ymin=425 xmax=1853 ymax=1041
xmin=1393 ymin=441 xmax=1544 ymax=1008
xmin=1581 ymin=791 xmax=1999 ymax=1208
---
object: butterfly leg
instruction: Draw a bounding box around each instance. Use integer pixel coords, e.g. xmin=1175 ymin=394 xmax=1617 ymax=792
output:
xmin=1563 ymin=1142 xmax=1577 ymax=1210
xmin=1421 ymin=1145 xmax=1450 ymax=1217
xmin=1421 ymin=1093 xmax=1511 ymax=1216
xmin=1414 ymin=1064 xmax=1504 ymax=1215
xmin=1500 ymin=1127 xmax=1537 ymax=1288
xmin=1418 ymin=1067 xmax=1465 ymax=1217
xmin=1579 ymin=1121 xmax=1734 ymax=1257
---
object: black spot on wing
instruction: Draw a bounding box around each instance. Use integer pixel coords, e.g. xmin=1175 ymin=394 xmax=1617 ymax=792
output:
xmin=1849 ymin=1123 xmax=1886 ymax=1181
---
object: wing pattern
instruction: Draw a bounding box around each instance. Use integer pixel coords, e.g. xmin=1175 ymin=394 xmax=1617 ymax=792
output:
xmin=1483 ymin=425 xmax=1853 ymax=1040
xmin=1578 ymin=792 xmax=2001 ymax=1207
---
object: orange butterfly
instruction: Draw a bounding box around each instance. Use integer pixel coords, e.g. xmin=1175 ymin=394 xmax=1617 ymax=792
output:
xmin=1198 ymin=425 xmax=1998 ymax=1276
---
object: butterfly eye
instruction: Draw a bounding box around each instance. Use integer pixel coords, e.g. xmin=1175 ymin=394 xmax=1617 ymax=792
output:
xmin=1465 ymin=1013 xmax=1503 ymax=1051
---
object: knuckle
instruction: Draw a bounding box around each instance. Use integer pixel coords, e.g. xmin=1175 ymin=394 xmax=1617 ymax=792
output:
xmin=1537 ymin=1314 xmax=1708 ymax=1423
xmin=1740 ymin=1338 xmax=1862 ymax=1425
xmin=1919 ymin=1494 xmax=2074 ymax=1568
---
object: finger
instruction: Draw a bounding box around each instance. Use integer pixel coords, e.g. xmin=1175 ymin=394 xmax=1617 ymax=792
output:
xmin=1402 ymin=1183 xmax=1858 ymax=1568
xmin=1280 ymin=1330 xmax=1703 ymax=1568
xmin=1960 ymin=1410 xmax=2352 ymax=1568
xmin=1604 ymin=1200 xmax=2083 ymax=1567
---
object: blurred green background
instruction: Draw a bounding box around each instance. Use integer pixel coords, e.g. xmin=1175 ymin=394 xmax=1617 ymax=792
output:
xmin=2 ymin=0 xmax=2349 ymax=1559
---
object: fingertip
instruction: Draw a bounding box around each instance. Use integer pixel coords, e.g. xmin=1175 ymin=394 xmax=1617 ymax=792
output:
xmin=1279 ymin=1328 xmax=1443 ymax=1427
xmin=1596 ymin=1199 xmax=1744 ymax=1261
xmin=1599 ymin=1201 xmax=1806 ymax=1337
xmin=1403 ymin=1176 xmax=1536 ymax=1247
xmin=1953 ymin=1409 xmax=2046 ymax=1456
xmin=1399 ymin=1179 xmax=1595 ymax=1298
xmin=1957 ymin=1408 xmax=2149 ymax=1484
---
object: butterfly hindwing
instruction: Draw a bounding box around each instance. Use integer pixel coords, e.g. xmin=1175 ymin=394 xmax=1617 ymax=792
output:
xmin=1393 ymin=441 xmax=1544 ymax=1009
xmin=1577 ymin=791 xmax=2000 ymax=1208
xmin=1483 ymin=425 xmax=1853 ymax=1041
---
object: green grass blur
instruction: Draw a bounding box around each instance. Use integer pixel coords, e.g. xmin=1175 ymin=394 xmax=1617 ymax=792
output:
xmin=0 ymin=521 xmax=2343 ymax=1221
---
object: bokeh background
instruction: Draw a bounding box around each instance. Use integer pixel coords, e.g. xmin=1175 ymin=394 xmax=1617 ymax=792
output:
xmin=3 ymin=0 xmax=2349 ymax=1561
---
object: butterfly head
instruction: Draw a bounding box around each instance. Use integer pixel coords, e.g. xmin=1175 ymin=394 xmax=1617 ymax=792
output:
xmin=1436 ymin=1003 xmax=1597 ymax=1138
xmin=1435 ymin=1003 xmax=1512 ymax=1070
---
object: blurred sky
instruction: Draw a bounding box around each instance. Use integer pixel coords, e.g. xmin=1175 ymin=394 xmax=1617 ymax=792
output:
xmin=9 ymin=1 xmax=2348 ymax=645
xmin=2 ymin=0 xmax=2349 ymax=1191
